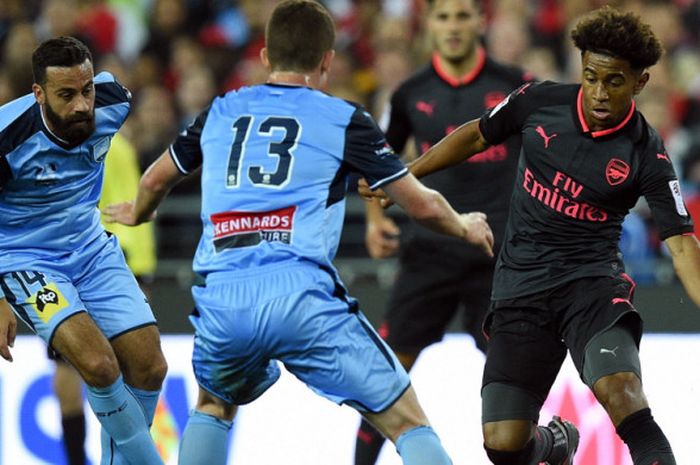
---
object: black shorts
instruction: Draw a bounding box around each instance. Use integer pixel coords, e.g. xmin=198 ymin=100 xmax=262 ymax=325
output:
xmin=482 ymin=274 xmax=642 ymax=406
xmin=380 ymin=239 xmax=495 ymax=353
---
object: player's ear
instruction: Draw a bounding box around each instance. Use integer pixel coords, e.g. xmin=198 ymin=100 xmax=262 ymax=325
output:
xmin=633 ymin=71 xmax=649 ymax=95
xmin=260 ymin=47 xmax=271 ymax=71
xmin=320 ymin=49 xmax=335 ymax=75
xmin=32 ymin=83 xmax=45 ymax=105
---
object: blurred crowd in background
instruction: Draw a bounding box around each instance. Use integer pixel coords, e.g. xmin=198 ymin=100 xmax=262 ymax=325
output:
xmin=1 ymin=0 xmax=700 ymax=285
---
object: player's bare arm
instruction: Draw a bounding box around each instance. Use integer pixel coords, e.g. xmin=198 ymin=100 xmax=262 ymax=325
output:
xmin=0 ymin=298 xmax=17 ymax=362
xmin=407 ymin=118 xmax=490 ymax=179
xmin=382 ymin=173 xmax=494 ymax=257
xmin=665 ymin=234 xmax=700 ymax=308
xmin=358 ymin=119 xmax=490 ymax=203
xmin=103 ymin=149 xmax=185 ymax=226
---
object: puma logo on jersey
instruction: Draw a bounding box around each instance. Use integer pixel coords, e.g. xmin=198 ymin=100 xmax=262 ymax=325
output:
xmin=600 ymin=346 xmax=619 ymax=357
xmin=415 ymin=101 xmax=436 ymax=117
xmin=656 ymin=152 xmax=670 ymax=162
xmin=535 ymin=126 xmax=558 ymax=148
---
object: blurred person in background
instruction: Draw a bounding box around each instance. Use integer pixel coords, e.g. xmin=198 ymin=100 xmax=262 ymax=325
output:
xmin=2 ymin=21 xmax=39 ymax=99
xmin=355 ymin=1 xmax=530 ymax=463
xmin=126 ymin=84 xmax=179 ymax=171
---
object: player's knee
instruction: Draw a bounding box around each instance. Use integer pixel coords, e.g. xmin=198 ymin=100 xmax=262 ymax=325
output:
xmin=79 ymin=353 xmax=121 ymax=388
xmin=483 ymin=420 xmax=532 ymax=451
xmin=141 ymin=352 xmax=168 ymax=388
xmin=593 ymin=372 xmax=647 ymax=418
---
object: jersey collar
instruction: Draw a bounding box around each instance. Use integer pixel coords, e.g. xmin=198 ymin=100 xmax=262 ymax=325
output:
xmin=576 ymin=87 xmax=635 ymax=138
xmin=432 ymin=47 xmax=486 ymax=88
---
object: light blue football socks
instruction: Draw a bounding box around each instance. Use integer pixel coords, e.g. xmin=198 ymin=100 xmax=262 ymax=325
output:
xmin=396 ymin=425 xmax=452 ymax=465
xmin=99 ymin=384 xmax=162 ymax=465
xmin=178 ymin=410 xmax=233 ymax=465
xmin=86 ymin=376 xmax=163 ymax=465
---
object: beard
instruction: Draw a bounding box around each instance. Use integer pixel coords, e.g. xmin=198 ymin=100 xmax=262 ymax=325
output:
xmin=44 ymin=100 xmax=96 ymax=146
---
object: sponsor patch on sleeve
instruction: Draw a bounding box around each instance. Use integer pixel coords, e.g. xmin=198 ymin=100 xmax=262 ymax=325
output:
xmin=668 ymin=180 xmax=688 ymax=216
xmin=27 ymin=283 xmax=69 ymax=323
xmin=211 ymin=206 xmax=296 ymax=251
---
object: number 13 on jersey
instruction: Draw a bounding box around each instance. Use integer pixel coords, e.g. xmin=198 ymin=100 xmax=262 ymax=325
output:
xmin=226 ymin=116 xmax=301 ymax=189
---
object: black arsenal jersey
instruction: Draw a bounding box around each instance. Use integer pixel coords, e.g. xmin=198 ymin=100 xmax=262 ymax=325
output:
xmin=479 ymin=81 xmax=695 ymax=300
xmin=385 ymin=48 xmax=528 ymax=255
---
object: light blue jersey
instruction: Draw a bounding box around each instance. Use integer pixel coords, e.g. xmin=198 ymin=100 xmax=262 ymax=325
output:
xmin=0 ymin=72 xmax=131 ymax=274
xmin=171 ymin=84 xmax=411 ymax=411
xmin=170 ymin=83 xmax=407 ymax=277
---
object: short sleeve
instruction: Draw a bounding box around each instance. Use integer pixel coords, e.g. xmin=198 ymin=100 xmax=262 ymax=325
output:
xmin=170 ymin=107 xmax=210 ymax=174
xmin=479 ymin=81 xmax=536 ymax=146
xmin=343 ymin=106 xmax=408 ymax=189
xmin=639 ymin=141 xmax=694 ymax=239
xmin=94 ymin=73 xmax=132 ymax=108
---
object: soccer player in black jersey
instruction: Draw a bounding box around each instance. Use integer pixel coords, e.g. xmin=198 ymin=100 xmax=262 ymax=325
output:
xmin=355 ymin=1 xmax=528 ymax=463
xmin=362 ymin=6 xmax=700 ymax=465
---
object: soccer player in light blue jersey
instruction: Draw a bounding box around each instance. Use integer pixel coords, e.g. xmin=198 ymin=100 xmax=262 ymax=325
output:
xmin=105 ymin=2 xmax=493 ymax=464
xmin=0 ymin=37 xmax=167 ymax=465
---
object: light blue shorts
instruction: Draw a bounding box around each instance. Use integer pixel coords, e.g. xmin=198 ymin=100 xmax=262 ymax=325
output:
xmin=190 ymin=262 xmax=410 ymax=413
xmin=0 ymin=232 xmax=155 ymax=345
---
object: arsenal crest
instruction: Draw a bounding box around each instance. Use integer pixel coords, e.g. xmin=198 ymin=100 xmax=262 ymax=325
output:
xmin=605 ymin=158 xmax=630 ymax=186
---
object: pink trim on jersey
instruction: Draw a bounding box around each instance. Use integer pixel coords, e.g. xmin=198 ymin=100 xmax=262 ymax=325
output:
xmin=432 ymin=47 xmax=486 ymax=88
xmin=576 ymin=88 xmax=636 ymax=138
xmin=612 ymin=272 xmax=637 ymax=306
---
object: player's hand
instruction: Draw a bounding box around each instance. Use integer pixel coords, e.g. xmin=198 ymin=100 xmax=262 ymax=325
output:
xmin=358 ymin=178 xmax=388 ymax=201
xmin=102 ymin=201 xmax=156 ymax=226
xmin=358 ymin=179 xmax=395 ymax=209
xmin=366 ymin=216 xmax=401 ymax=259
xmin=0 ymin=299 xmax=17 ymax=362
xmin=460 ymin=212 xmax=494 ymax=258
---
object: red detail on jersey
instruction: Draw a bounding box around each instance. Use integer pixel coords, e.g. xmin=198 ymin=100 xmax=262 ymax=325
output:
xmin=524 ymin=168 xmax=608 ymax=222
xmin=484 ymin=91 xmax=506 ymax=109
xmin=656 ymin=153 xmax=670 ymax=162
xmin=517 ymin=82 xmax=533 ymax=95
xmin=415 ymin=100 xmax=436 ymax=117
xmin=211 ymin=206 xmax=296 ymax=239
xmin=612 ymin=297 xmax=631 ymax=305
xmin=606 ymin=159 xmax=630 ymax=186
xmin=432 ymin=47 xmax=486 ymax=88
xmin=535 ymin=126 xmax=558 ymax=148
xmin=620 ymin=272 xmax=636 ymax=299
xmin=378 ymin=322 xmax=389 ymax=340
xmin=357 ymin=429 xmax=374 ymax=444
xmin=577 ymin=88 xmax=636 ymax=138
xmin=468 ymin=144 xmax=507 ymax=163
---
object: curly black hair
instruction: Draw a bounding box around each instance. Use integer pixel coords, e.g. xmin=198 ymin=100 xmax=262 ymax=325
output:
xmin=571 ymin=6 xmax=663 ymax=70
